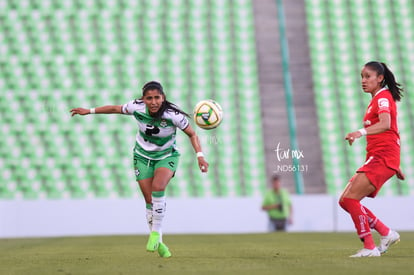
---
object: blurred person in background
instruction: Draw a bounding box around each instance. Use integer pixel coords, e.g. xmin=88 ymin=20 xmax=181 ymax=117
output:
xmin=341 ymin=61 xmax=404 ymax=258
xmin=261 ymin=174 xmax=292 ymax=231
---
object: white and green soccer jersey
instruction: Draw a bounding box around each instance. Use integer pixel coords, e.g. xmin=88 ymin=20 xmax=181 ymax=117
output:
xmin=122 ymin=100 xmax=189 ymax=160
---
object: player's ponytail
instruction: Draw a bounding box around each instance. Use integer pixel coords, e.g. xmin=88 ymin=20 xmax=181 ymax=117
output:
xmin=381 ymin=62 xmax=403 ymax=102
xmin=161 ymin=101 xmax=190 ymax=118
xmin=141 ymin=81 xmax=190 ymax=119
xmin=365 ymin=61 xmax=403 ymax=102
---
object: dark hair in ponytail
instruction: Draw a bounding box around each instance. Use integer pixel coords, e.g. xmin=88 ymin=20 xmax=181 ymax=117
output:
xmin=141 ymin=81 xmax=190 ymax=119
xmin=364 ymin=61 xmax=403 ymax=101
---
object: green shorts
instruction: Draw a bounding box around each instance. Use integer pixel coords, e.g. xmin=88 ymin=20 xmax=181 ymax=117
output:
xmin=133 ymin=151 xmax=180 ymax=181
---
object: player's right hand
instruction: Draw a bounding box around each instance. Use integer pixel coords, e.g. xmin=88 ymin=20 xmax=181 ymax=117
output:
xmin=345 ymin=131 xmax=362 ymax=146
xmin=198 ymin=157 xmax=209 ymax=173
xmin=70 ymin=108 xmax=90 ymax=116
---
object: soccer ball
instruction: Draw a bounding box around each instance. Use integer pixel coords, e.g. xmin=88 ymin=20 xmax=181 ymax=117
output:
xmin=193 ymin=99 xmax=223 ymax=130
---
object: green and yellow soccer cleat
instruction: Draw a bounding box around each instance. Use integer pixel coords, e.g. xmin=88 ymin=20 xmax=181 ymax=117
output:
xmin=146 ymin=231 xmax=160 ymax=252
xmin=158 ymin=242 xmax=172 ymax=258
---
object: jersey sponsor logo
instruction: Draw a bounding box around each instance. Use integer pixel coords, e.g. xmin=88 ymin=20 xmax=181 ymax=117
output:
xmin=134 ymin=168 xmax=140 ymax=176
xmin=378 ymin=98 xmax=389 ymax=109
xmin=145 ymin=125 xmax=160 ymax=136
xmin=168 ymin=161 xmax=175 ymax=168
xmin=180 ymin=117 xmax=189 ymax=129
xmin=160 ymin=119 xmax=168 ymax=127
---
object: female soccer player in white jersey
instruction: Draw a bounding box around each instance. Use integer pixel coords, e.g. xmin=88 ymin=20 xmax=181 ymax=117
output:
xmin=341 ymin=62 xmax=404 ymax=257
xmin=70 ymin=81 xmax=209 ymax=258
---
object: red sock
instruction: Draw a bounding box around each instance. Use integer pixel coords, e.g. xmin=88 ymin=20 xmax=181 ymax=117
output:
xmin=339 ymin=198 xmax=376 ymax=249
xmin=362 ymin=206 xmax=390 ymax=236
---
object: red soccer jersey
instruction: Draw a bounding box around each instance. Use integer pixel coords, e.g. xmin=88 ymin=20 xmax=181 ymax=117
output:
xmin=362 ymin=88 xmax=400 ymax=170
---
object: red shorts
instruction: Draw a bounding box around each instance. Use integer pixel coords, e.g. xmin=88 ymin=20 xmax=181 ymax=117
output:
xmin=356 ymin=155 xmax=396 ymax=198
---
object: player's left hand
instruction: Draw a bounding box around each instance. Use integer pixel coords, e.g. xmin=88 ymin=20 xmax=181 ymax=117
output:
xmin=70 ymin=108 xmax=90 ymax=116
xmin=345 ymin=131 xmax=362 ymax=146
xmin=197 ymin=157 xmax=209 ymax=173
xmin=396 ymin=168 xmax=405 ymax=180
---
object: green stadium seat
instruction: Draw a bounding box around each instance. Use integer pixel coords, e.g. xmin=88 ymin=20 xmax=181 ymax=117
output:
xmin=1 ymin=0 xmax=265 ymax=199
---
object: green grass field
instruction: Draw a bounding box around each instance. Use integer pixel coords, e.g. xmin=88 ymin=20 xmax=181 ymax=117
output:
xmin=1 ymin=232 xmax=413 ymax=275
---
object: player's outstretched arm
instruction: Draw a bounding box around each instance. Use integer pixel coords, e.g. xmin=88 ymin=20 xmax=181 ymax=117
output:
xmin=70 ymin=105 xmax=123 ymax=116
xmin=183 ymin=124 xmax=209 ymax=173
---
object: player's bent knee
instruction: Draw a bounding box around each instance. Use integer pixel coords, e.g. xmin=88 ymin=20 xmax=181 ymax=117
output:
xmin=339 ymin=197 xmax=348 ymax=211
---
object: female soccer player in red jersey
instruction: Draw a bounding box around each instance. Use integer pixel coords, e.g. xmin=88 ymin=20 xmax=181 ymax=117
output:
xmin=70 ymin=81 xmax=209 ymax=258
xmin=340 ymin=61 xmax=405 ymax=257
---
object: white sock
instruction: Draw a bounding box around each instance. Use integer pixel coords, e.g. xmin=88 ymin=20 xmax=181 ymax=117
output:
xmin=146 ymin=206 xmax=163 ymax=241
xmin=152 ymin=196 xmax=166 ymax=233
xmin=145 ymin=207 xmax=153 ymax=231
xmin=146 ymin=205 xmax=163 ymax=242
